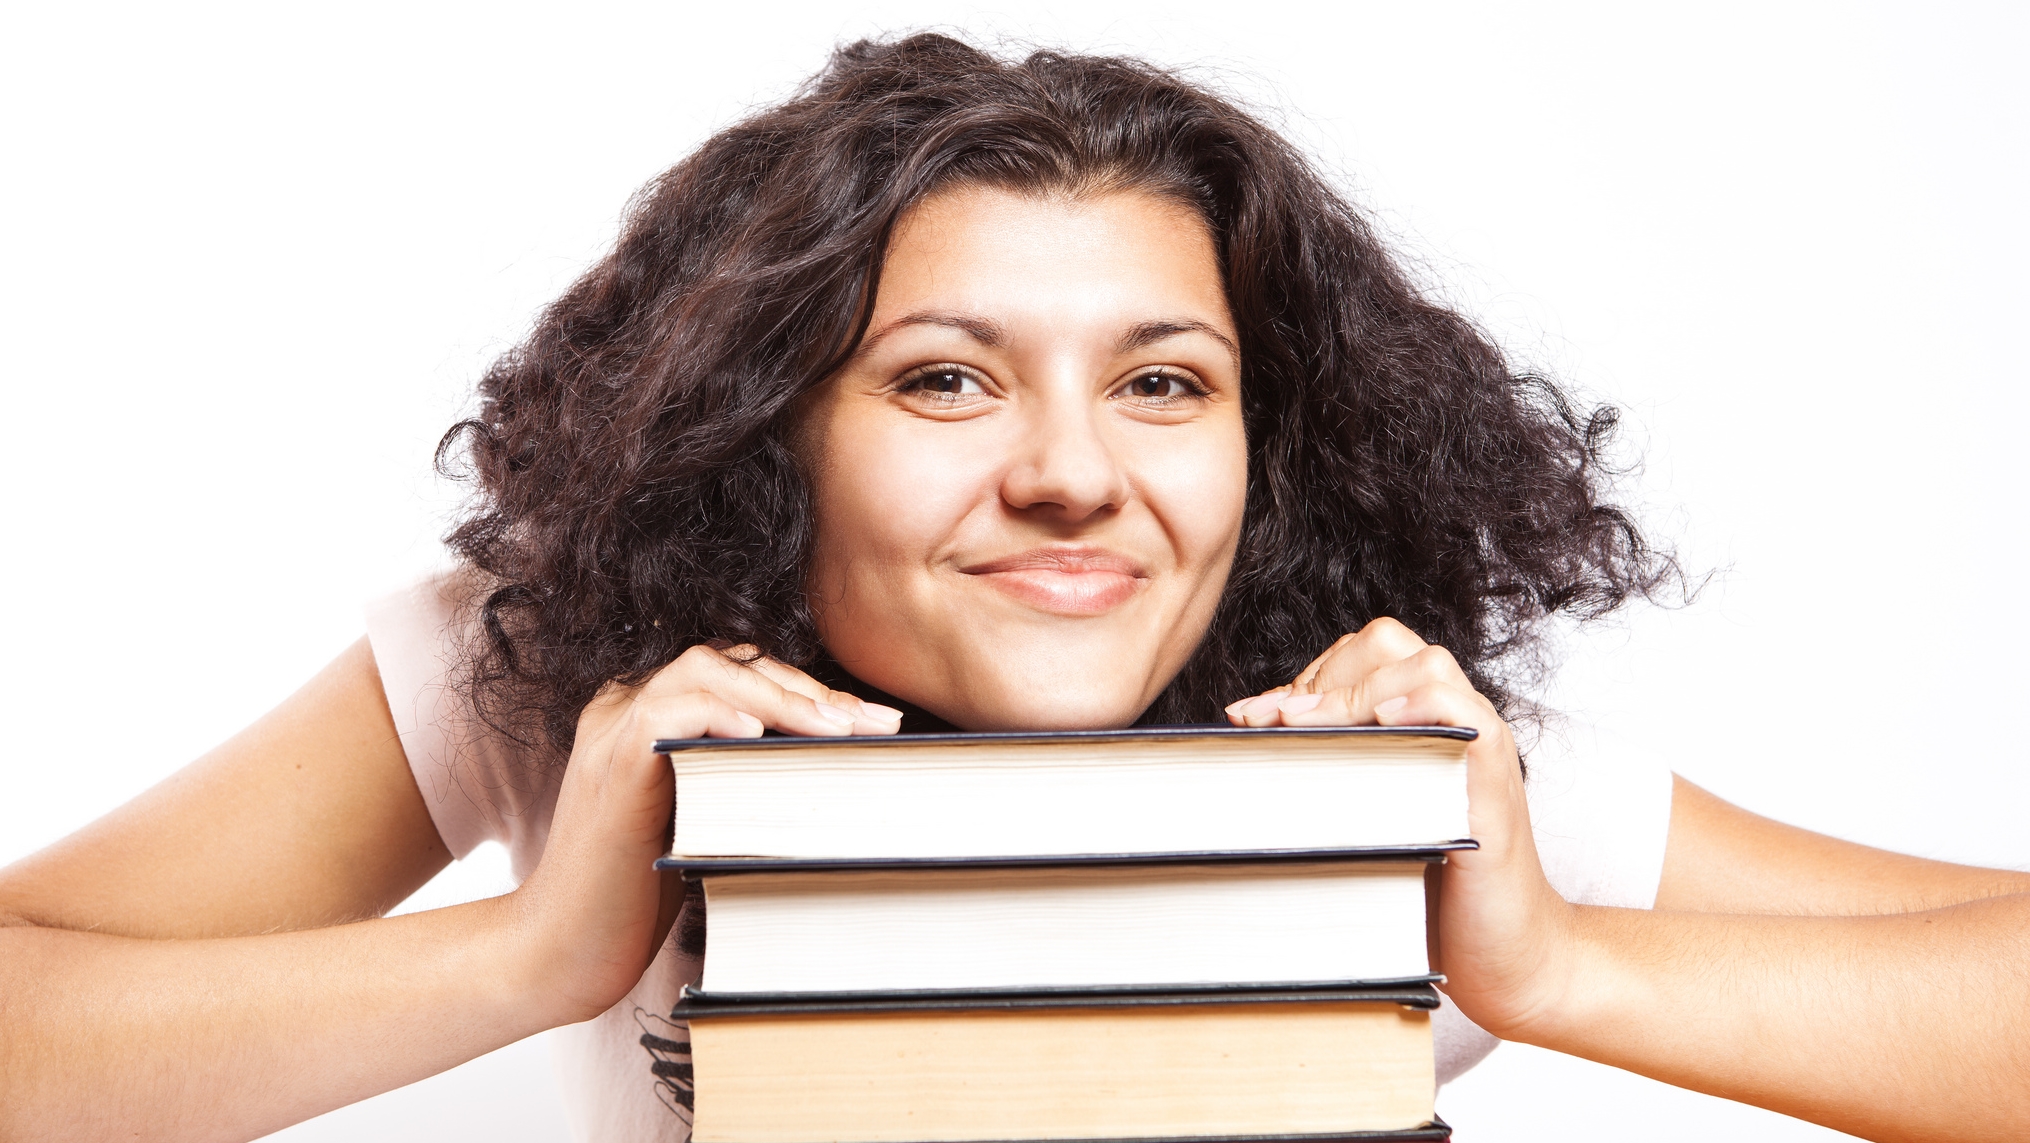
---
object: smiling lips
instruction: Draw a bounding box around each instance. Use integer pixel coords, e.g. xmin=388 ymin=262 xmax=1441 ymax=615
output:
xmin=961 ymin=547 xmax=1148 ymax=616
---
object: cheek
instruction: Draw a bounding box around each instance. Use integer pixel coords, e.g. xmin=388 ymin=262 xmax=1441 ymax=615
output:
xmin=811 ymin=417 xmax=996 ymax=576
xmin=1138 ymin=422 xmax=1249 ymax=569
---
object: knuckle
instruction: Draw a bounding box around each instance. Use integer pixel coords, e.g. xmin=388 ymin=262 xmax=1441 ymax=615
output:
xmin=672 ymin=644 xmax=722 ymax=673
xmin=649 ymin=645 xmax=729 ymax=694
xmin=678 ymin=643 xmax=772 ymax=691
xmin=1362 ymin=616 xmax=1426 ymax=653
xmin=1414 ymin=645 xmax=1461 ymax=675
xmin=1295 ymin=633 xmax=1362 ymax=690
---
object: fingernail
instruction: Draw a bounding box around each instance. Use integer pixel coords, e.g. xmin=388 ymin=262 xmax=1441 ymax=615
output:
xmin=1279 ymin=692 xmax=1324 ymax=715
xmin=1242 ymin=692 xmax=1285 ymax=717
xmin=817 ymin=702 xmax=855 ymax=727
xmin=1375 ymin=696 xmax=1409 ymax=721
xmin=736 ymin=711 xmax=763 ymax=734
xmin=861 ymin=703 xmax=904 ymax=722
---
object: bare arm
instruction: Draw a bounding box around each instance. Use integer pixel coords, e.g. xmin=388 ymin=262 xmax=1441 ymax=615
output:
xmin=1493 ymin=784 xmax=2030 ymax=1142
xmin=1236 ymin=620 xmax=2030 ymax=1143
xmin=1530 ymin=893 xmax=2030 ymax=1142
xmin=0 ymin=638 xmax=449 ymax=939
xmin=1505 ymin=775 xmax=2030 ymax=1141
xmin=1657 ymin=774 xmax=2030 ymax=915
xmin=0 ymin=638 xmax=900 ymax=1142
xmin=0 ymin=640 xmax=554 ymax=1141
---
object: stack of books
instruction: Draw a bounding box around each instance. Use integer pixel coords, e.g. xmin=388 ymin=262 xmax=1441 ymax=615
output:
xmin=655 ymin=725 xmax=1474 ymax=1143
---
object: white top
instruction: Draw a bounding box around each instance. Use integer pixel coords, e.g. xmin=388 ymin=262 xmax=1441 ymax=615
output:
xmin=366 ymin=570 xmax=1675 ymax=1142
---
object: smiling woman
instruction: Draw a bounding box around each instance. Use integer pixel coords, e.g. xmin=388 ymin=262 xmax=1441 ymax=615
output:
xmin=806 ymin=187 xmax=1248 ymax=729
xmin=440 ymin=35 xmax=1653 ymax=762
xmin=3 ymin=29 xmax=2027 ymax=1143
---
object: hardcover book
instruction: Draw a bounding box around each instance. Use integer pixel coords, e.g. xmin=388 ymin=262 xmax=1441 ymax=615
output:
xmin=655 ymin=725 xmax=1474 ymax=860
xmin=677 ymin=987 xmax=1446 ymax=1143
xmin=677 ymin=858 xmax=1444 ymax=995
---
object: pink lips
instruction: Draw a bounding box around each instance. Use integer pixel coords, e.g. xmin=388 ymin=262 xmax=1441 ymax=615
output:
xmin=960 ymin=546 xmax=1148 ymax=616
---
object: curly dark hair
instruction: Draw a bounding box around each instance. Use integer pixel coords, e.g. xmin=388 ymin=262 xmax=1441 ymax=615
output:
xmin=439 ymin=32 xmax=1673 ymax=757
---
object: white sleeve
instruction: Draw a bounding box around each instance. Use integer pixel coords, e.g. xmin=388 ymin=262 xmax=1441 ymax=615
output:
xmin=364 ymin=567 xmax=559 ymax=883
xmin=1522 ymin=715 xmax=1676 ymax=909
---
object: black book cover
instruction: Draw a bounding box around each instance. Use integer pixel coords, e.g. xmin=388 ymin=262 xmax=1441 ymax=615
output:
xmin=656 ymin=843 xmax=1473 ymax=874
xmin=784 ymin=1128 xmax=1453 ymax=1143
xmin=675 ymin=982 xmax=1443 ymax=1018
xmin=653 ymin=724 xmax=1476 ymax=755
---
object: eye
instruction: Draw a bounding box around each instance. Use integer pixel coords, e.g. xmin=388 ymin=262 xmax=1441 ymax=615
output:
xmin=898 ymin=365 xmax=988 ymax=399
xmin=1114 ymin=370 xmax=1207 ymax=403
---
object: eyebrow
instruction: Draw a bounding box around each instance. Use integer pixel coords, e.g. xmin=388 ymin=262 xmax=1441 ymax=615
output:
xmin=853 ymin=311 xmax=1008 ymax=359
xmin=1116 ymin=319 xmax=1240 ymax=367
xmin=851 ymin=310 xmax=1241 ymax=367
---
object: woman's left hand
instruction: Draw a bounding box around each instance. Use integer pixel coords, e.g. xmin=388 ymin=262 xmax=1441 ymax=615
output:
xmin=1223 ymin=618 xmax=1578 ymax=1040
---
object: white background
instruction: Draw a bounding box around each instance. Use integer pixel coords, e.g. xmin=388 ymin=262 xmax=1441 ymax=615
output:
xmin=3 ymin=2 xmax=2024 ymax=1140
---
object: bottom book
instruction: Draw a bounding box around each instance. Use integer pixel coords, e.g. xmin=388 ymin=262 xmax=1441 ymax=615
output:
xmin=675 ymin=987 xmax=1445 ymax=1143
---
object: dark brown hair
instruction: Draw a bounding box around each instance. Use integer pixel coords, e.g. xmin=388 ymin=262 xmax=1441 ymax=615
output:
xmin=439 ymin=33 xmax=1673 ymax=756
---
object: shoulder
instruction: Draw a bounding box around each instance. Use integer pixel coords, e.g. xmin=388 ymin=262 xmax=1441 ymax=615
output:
xmin=366 ymin=567 xmax=559 ymax=875
xmin=366 ymin=565 xmax=489 ymax=667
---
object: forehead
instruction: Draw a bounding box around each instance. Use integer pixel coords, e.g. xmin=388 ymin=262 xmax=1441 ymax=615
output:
xmin=876 ymin=185 xmax=1232 ymax=329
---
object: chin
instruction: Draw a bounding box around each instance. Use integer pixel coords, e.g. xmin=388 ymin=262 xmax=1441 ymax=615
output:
xmin=926 ymin=676 xmax=1156 ymax=733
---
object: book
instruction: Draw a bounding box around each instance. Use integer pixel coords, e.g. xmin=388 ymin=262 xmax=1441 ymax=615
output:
xmin=677 ymin=987 xmax=1444 ymax=1143
xmin=679 ymin=858 xmax=1440 ymax=996
xmin=654 ymin=726 xmax=1473 ymax=860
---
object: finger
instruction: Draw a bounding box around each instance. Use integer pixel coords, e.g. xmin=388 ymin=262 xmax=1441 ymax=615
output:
xmin=689 ymin=645 xmax=902 ymax=734
xmin=571 ymin=694 xmax=755 ymax=843
xmin=1217 ymin=620 xmax=1434 ymax=725
xmin=1292 ymin=618 xmax=1429 ymax=695
xmin=553 ymin=692 xmax=721 ymax=857
xmin=735 ymin=651 xmax=904 ymax=734
xmin=1377 ymin=683 xmax=1530 ymax=857
xmin=1278 ymin=646 xmax=1485 ymax=727
xmin=1369 ymin=680 xmax=1492 ymax=732
xmin=628 ymin=690 xmax=766 ymax=748
xmin=1289 ymin=633 xmax=1360 ymax=691
xmin=647 ymin=646 xmax=864 ymax=737
xmin=1224 ymin=685 xmax=1291 ymax=727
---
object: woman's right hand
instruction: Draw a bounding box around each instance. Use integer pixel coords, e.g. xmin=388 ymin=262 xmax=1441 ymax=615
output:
xmin=505 ymin=645 xmax=902 ymax=1025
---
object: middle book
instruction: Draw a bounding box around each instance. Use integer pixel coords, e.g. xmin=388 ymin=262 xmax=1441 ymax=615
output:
xmin=671 ymin=852 xmax=1445 ymax=998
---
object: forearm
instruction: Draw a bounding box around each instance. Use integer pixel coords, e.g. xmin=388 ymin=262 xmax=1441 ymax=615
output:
xmin=1524 ymin=895 xmax=2030 ymax=1143
xmin=0 ymin=896 xmax=552 ymax=1143
xmin=1659 ymin=777 xmax=2030 ymax=915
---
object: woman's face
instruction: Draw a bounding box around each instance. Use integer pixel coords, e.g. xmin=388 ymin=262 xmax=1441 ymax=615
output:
xmin=804 ymin=184 xmax=1247 ymax=730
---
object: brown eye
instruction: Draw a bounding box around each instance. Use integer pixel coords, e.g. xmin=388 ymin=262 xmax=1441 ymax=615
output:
xmin=900 ymin=367 xmax=986 ymax=397
xmin=1123 ymin=372 xmax=1193 ymax=399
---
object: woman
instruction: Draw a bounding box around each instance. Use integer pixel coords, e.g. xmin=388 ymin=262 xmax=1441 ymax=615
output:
xmin=2 ymin=33 xmax=2025 ymax=1143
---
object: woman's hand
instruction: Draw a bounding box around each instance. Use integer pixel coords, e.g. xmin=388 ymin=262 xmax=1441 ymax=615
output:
xmin=1223 ymin=619 xmax=1576 ymax=1039
xmin=508 ymin=645 xmax=902 ymax=1025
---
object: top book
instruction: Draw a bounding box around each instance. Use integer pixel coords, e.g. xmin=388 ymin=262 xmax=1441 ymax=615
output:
xmin=656 ymin=725 xmax=1473 ymax=861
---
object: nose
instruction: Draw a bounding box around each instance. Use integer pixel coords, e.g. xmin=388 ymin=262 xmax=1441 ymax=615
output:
xmin=999 ymin=388 xmax=1131 ymax=522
